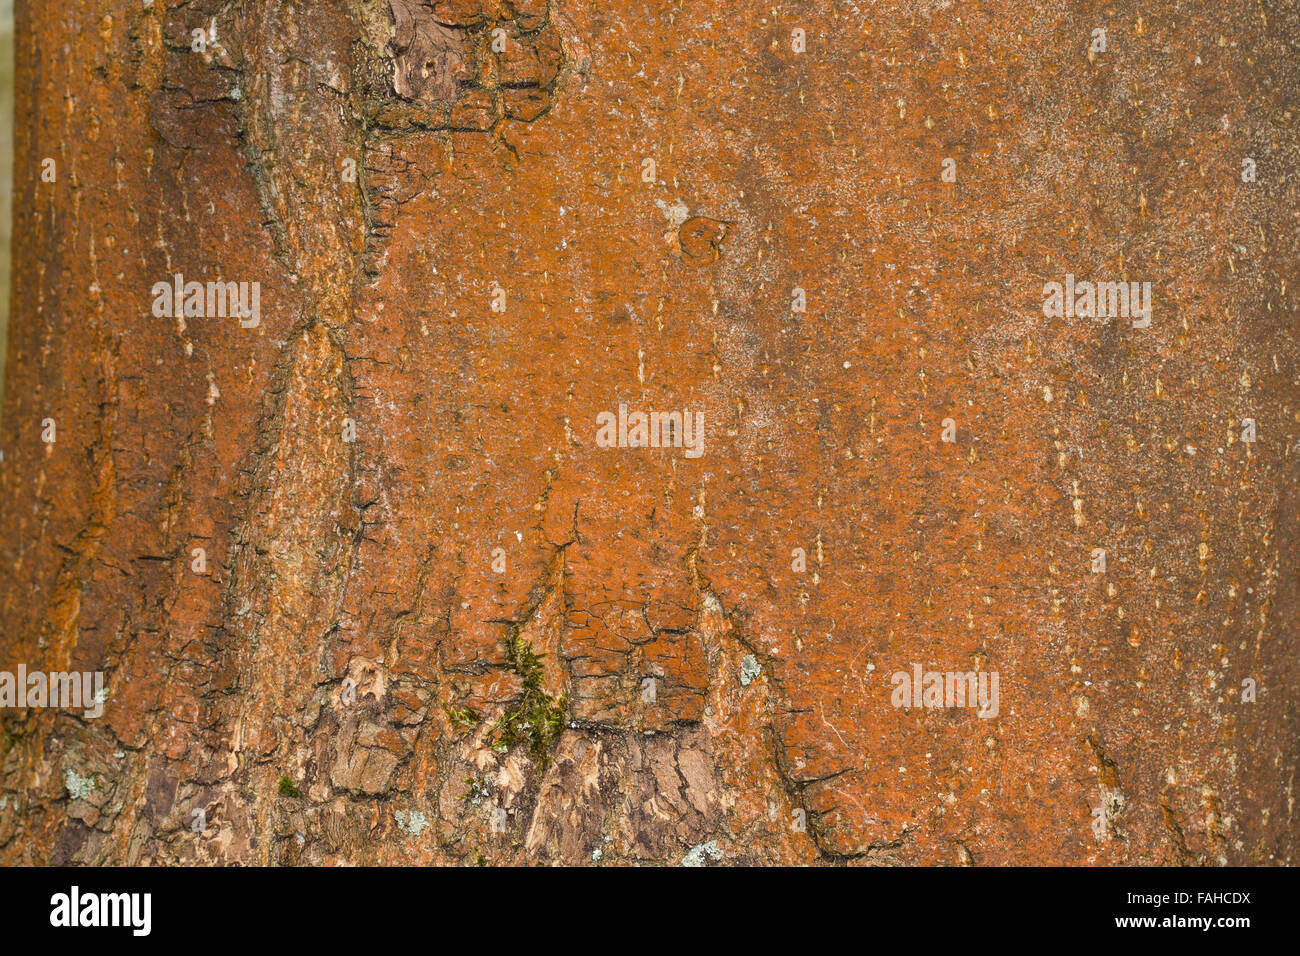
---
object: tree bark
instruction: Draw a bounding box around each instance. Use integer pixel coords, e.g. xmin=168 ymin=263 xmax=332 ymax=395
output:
xmin=1 ymin=0 xmax=1297 ymax=865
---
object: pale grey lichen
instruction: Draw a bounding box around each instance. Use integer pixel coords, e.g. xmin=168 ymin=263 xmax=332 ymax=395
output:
xmin=656 ymin=197 xmax=690 ymax=229
xmin=682 ymin=840 xmax=723 ymax=867
xmin=394 ymin=809 xmax=428 ymax=837
xmin=739 ymin=654 xmax=761 ymax=687
xmin=463 ymin=776 xmax=491 ymax=804
xmin=64 ymin=768 xmax=95 ymax=801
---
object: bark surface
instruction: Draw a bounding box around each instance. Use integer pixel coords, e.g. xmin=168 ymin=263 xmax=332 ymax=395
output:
xmin=1 ymin=0 xmax=1298 ymax=865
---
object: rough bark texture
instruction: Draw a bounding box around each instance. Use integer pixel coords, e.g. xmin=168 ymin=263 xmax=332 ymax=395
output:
xmin=1 ymin=0 xmax=1297 ymax=866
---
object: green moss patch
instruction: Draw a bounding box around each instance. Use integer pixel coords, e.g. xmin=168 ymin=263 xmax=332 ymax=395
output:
xmin=492 ymin=631 xmax=567 ymax=767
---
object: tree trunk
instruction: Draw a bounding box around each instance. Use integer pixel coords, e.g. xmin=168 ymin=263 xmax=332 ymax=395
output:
xmin=1 ymin=0 xmax=1297 ymax=866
